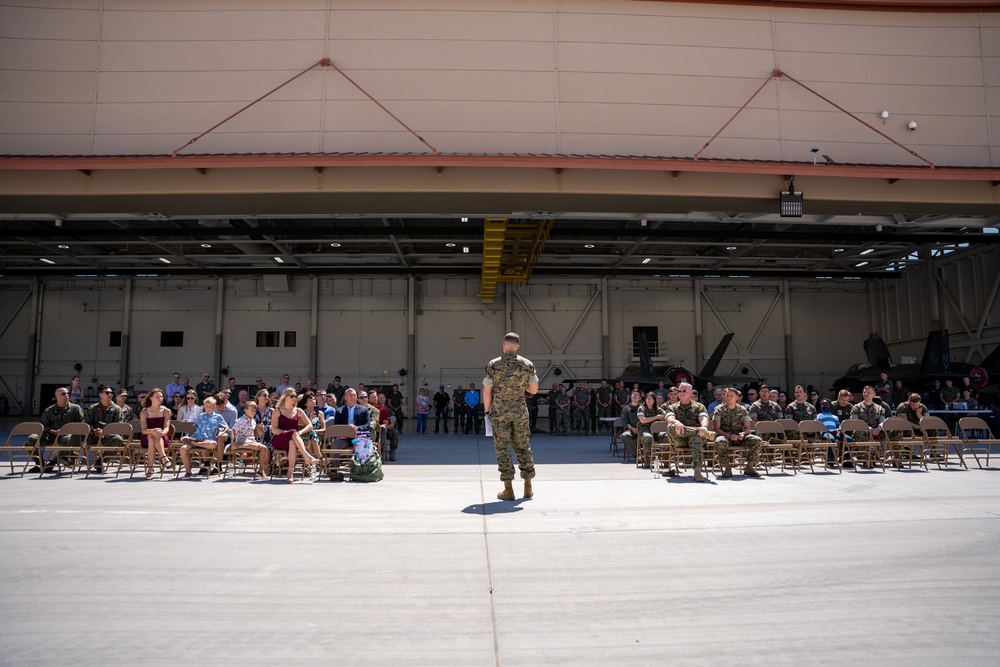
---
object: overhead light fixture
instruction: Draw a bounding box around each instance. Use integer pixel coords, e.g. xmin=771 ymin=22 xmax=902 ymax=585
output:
xmin=779 ymin=177 xmax=803 ymax=217
xmin=330 ymin=242 xmax=341 ymax=248
xmin=642 ymin=258 xmax=652 ymax=264
xmin=834 ymin=248 xmax=845 ymax=253
xmin=40 ymin=258 xmax=56 ymax=265
xmin=158 ymin=257 xmax=171 ymax=264
xmin=584 ymin=244 xmax=595 ymax=249
xmin=856 ymin=261 xmax=869 ymax=267
xmin=57 ymin=244 xmax=70 ymax=250
xmin=446 ymin=243 xmax=456 ymax=248
xmin=860 ymin=248 xmax=874 ymax=255
xmin=200 ymin=243 xmax=212 ymax=248
xmin=274 ymin=257 xmax=284 ymax=263
xmin=462 ymin=246 xmax=469 ymax=254
xmin=726 ymin=246 xmax=737 ymax=251
xmin=460 ymin=217 xmax=469 ymax=222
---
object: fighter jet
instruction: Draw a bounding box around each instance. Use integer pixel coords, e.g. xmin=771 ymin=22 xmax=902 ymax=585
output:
xmin=830 ymin=329 xmax=999 ymax=393
xmin=618 ymin=332 xmax=758 ymax=391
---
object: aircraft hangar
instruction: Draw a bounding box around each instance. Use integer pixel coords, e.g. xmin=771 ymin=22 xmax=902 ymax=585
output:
xmin=1 ymin=0 xmax=999 ymax=415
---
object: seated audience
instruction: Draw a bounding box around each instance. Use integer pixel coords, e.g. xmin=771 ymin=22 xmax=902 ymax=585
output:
xmin=139 ymin=388 xmax=172 ymax=480
xmin=26 ymin=386 xmax=86 ymax=473
xmin=712 ymin=387 xmax=762 ymax=478
xmin=230 ymin=401 xmax=270 ymax=479
xmin=177 ymin=390 xmax=202 ymax=422
xmin=178 ymin=396 xmax=228 ymax=478
xmin=85 ymin=385 xmax=125 ymax=474
xmin=271 ymin=388 xmax=320 ymax=483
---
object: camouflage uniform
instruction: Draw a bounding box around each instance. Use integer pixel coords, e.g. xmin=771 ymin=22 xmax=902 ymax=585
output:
xmin=84 ymin=401 xmax=125 ymax=448
xmin=554 ymin=390 xmax=571 ymax=435
xmin=848 ymin=401 xmax=887 ymax=463
xmin=596 ymin=384 xmax=613 ymax=432
xmin=785 ymin=401 xmax=817 ymax=423
xmin=636 ymin=403 xmax=668 ymax=465
xmin=484 ymin=352 xmax=539 ymax=482
xmin=896 ymin=401 xmax=925 ymax=426
xmin=452 ymin=388 xmax=466 ymax=432
xmin=613 ymin=385 xmax=630 ymax=417
xmin=712 ymin=403 xmax=762 ymax=470
xmin=572 ymin=387 xmax=591 ymax=435
xmin=619 ymin=401 xmax=641 ymax=459
xmin=749 ymin=399 xmax=782 ymax=422
xmin=665 ymin=400 xmax=710 ymax=469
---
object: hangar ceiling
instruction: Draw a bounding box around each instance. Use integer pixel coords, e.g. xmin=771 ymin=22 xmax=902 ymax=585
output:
xmin=1 ymin=212 xmax=997 ymax=281
xmin=1 ymin=155 xmax=998 ymax=281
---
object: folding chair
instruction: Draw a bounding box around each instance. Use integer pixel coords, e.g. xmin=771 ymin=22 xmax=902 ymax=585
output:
xmin=918 ymin=416 xmax=967 ymax=469
xmin=753 ymin=420 xmax=797 ymax=475
xmin=318 ymin=425 xmax=358 ymax=481
xmin=882 ymin=417 xmax=927 ymax=471
xmin=166 ymin=421 xmax=197 ymax=473
xmin=797 ymin=420 xmax=834 ymax=473
xmin=87 ymin=421 xmax=132 ymax=478
xmin=43 ymin=422 xmax=91 ymax=476
xmin=649 ymin=421 xmax=672 ymax=476
xmin=225 ymin=439 xmax=266 ymax=480
xmin=957 ymin=417 xmax=1000 ymax=469
xmin=0 ymin=422 xmax=44 ymax=477
xmin=839 ymin=418 xmax=884 ymax=471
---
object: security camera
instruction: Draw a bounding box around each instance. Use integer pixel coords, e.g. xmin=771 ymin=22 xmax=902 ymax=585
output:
xmin=907 ymin=120 xmax=917 ymax=131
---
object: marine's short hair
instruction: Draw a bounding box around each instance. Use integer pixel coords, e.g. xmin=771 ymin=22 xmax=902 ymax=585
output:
xmin=503 ymin=332 xmax=520 ymax=344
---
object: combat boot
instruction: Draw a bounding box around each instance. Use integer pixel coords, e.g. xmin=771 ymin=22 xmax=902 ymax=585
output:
xmin=497 ymin=480 xmax=515 ymax=501
xmin=745 ymin=466 xmax=761 ymax=478
xmin=693 ymin=468 xmax=706 ymax=482
xmin=523 ymin=478 xmax=533 ymax=499
xmin=720 ymin=463 xmax=733 ymax=479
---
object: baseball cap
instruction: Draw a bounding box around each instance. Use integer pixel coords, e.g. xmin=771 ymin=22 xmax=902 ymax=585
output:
xmin=439 ymin=384 xmax=445 ymax=388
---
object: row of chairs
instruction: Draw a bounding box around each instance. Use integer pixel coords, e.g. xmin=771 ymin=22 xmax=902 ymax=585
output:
xmin=1 ymin=419 xmax=388 ymax=481
xmin=610 ymin=415 xmax=999 ymax=477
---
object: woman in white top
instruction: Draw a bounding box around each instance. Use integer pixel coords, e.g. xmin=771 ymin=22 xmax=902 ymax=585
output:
xmin=177 ymin=390 xmax=203 ymax=422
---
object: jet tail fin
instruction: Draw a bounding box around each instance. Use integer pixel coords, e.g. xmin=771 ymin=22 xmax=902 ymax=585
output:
xmin=977 ymin=343 xmax=1000 ymax=373
xmin=699 ymin=333 xmax=735 ymax=377
xmin=919 ymin=329 xmax=951 ymax=374
xmin=863 ymin=336 xmax=893 ymax=367
xmin=636 ymin=332 xmax=655 ymax=378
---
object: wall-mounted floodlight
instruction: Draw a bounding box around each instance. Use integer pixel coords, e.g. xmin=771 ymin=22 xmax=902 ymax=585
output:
xmin=779 ymin=177 xmax=803 ymax=217
xmin=880 ymin=110 xmax=889 ymax=124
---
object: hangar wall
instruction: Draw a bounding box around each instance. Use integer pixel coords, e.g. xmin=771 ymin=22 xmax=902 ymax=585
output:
xmin=1 ymin=0 xmax=998 ymax=167
xmin=0 ymin=274 xmax=873 ymax=414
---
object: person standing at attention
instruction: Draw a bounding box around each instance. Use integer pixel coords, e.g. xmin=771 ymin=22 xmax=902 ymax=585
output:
xmin=483 ymin=332 xmax=540 ymax=501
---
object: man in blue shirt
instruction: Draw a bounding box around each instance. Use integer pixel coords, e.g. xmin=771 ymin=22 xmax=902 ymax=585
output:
xmin=464 ymin=382 xmax=481 ymax=434
xmin=179 ymin=396 xmax=229 ymax=477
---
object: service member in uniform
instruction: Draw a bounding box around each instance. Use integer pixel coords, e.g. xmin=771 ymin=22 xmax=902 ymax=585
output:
xmin=712 ymin=387 xmax=763 ymax=478
xmin=483 ymin=333 xmax=540 ymax=500
xmin=26 ymin=386 xmax=86 ymax=473
xmin=85 ymin=385 xmax=126 ymax=474
xmin=848 ymin=386 xmax=887 ymax=467
xmin=554 ymin=385 xmax=571 ymax=435
xmin=452 ymin=384 xmax=466 ymax=433
xmin=665 ymin=382 xmax=712 ymax=482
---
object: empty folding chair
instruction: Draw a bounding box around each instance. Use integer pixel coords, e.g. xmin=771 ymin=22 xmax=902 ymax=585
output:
xmin=0 ymin=422 xmax=44 ymax=477
xmin=957 ymin=417 xmax=1000 ymax=469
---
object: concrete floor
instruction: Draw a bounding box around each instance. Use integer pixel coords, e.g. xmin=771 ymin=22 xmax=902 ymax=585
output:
xmin=1 ymin=428 xmax=998 ymax=666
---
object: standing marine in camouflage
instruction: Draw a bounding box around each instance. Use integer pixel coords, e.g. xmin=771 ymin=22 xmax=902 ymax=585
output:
xmin=596 ymin=380 xmax=614 ymax=434
xmin=554 ymin=386 xmax=571 ymax=435
xmin=572 ymin=385 xmax=590 ymax=435
xmin=665 ymin=382 xmax=712 ymax=482
xmin=613 ymin=381 xmax=630 ymax=423
xmin=712 ymin=387 xmax=763 ymax=478
xmin=452 ymin=384 xmax=466 ymax=433
xmin=483 ymin=332 xmax=540 ymax=500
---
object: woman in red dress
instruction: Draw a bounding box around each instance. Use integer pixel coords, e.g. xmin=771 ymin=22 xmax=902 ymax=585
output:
xmin=140 ymin=387 xmax=172 ymax=480
xmin=270 ymin=388 xmax=320 ymax=483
